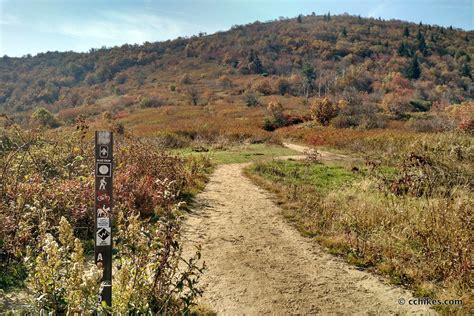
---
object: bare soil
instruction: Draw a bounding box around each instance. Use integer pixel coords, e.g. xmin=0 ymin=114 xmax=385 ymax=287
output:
xmin=182 ymin=146 xmax=435 ymax=315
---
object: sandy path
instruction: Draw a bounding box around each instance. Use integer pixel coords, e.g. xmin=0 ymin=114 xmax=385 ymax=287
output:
xmin=282 ymin=142 xmax=357 ymax=161
xmin=182 ymin=158 xmax=435 ymax=315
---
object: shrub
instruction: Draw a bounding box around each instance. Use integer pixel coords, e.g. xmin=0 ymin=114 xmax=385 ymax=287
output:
xmin=0 ymin=124 xmax=211 ymax=313
xmin=262 ymin=102 xmax=305 ymax=131
xmin=263 ymin=101 xmax=286 ymax=131
xmin=330 ymin=115 xmax=359 ymax=128
xmin=154 ymin=132 xmax=191 ymax=149
xmin=186 ymin=87 xmax=200 ymax=106
xmin=381 ymin=90 xmax=415 ymax=118
xmin=253 ymin=79 xmax=275 ymax=95
xmin=26 ymin=217 xmax=102 ymax=313
xmin=262 ymin=117 xmax=281 ymax=131
xmin=114 ymin=72 xmax=128 ymax=85
xmin=310 ymin=98 xmax=338 ymax=126
xmin=275 ymin=78 xmax=291 ymax=95
xmin=410 ymin=99 xmax=431 ymax=112
xmin=178 ymin=74 xmax=191 ymax=85
xmin=57 ymin=107 xmax=83 ymax=123
xmin=405 ymin=116 xmax=455 ymax=132
xmin=139 ymin=97 xmax=164 ymax=108
xmin=267 ymin=101 xmax=285 ymax=122
xmin=243 ymin=92 xmax=260 ymax=107
xmin=24 ymin=211 xmax=204 ymax=314
xmin=358 ymin=114 xmax=387 ymax=129
xmin=218 ymin=75 xmax=233 ymax=89
xmin=373 ymin=150 xmax=470 ymax=198
xmin=30 ymin=107 xmax=60 ymax=128
xmin=458 ymin=119 xmax=474 ymax=135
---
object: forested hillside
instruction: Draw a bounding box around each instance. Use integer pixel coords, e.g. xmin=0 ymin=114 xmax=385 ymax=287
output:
xmin=0 ymin=13 xmax=472 ymax=128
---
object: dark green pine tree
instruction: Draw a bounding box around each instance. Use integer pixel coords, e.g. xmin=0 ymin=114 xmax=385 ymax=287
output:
xmin=247 ymin=49 xmax=264 ymax=74
xmin=297 ymin=14 xmax=303 ymax=23
xmin=301 ymin=63 xmax=316 ymax=98
xmin=403 ymin=26 xmax=410 ymax=37
xmin=398 ymin=41 xmax=411 ymax=57
xmin=416 ymin=29 xmax=423 ymax=41
xmin=406 ymin=54 xmax=421 ymax=79
xmin=460 ymin=63 xmax=472 ymax=78
xmin=417 ymin=33 xmax=427 ymax=55
xmin=341 ymin=27 xmax=347 ymax=37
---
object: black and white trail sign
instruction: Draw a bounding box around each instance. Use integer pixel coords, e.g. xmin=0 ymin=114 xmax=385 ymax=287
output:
xmin=96 ymin=227 xmax=111 ymax=246
xmin=94 ymin=131 xmax=113 ymax=307
xmin=99 ymin=145 xmax=109 ymax=158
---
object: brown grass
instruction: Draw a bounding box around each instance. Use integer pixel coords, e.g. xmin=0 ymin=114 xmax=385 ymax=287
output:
xmin=246 ymin=133 xmax=473 ymax=314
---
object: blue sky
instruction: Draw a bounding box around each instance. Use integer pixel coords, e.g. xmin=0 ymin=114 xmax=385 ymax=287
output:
xmin=0 ymin=0 xmax=472 ymax=57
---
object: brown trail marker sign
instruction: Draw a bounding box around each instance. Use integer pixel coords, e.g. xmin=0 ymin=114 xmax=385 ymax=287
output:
xmin=95 ymin=131 xmax=113 ymax=307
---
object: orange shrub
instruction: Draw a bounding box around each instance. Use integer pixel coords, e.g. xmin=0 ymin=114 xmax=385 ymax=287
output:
xmin=57 ymin=107 xmax=83 ymax=122
xmin=310 ymin=98 xmax=338 ymax=126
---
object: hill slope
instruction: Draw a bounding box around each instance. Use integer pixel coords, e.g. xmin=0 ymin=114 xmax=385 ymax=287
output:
xmin=0 ymin=14 xmax=472 ymax=127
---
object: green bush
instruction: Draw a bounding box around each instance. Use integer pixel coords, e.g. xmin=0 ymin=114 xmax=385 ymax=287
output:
xmin=138 ymin=97 xmax=164 ymax=108
xmin=0 ymin=261 xmax=27 ymax=290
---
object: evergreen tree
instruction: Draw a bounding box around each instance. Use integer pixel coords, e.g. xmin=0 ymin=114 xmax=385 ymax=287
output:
xmin=460 ymin=63 xmax=472 ymax=78
xmin=297 ymin=14 xmax=303 ymax=23
xmin=301 ymin=64 xmax=316 ymax=98
xmin=403 ymin=26 xmax=410 ymax=37
xmin=247 ymin=50 xmax=264 ymax=74
xmin=406 ymin=54 xmax=421 ymax=79
xmin=398 ymin=41 xmax=411 ymax=57
xmin=341 ymin=27 xmax=347 ymax=37
xmin=417 ymin=32 xmax=427 ymax=55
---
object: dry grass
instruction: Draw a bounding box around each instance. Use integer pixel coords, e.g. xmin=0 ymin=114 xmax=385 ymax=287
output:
xmin=246 ymin=133 xmax=473 ymax=314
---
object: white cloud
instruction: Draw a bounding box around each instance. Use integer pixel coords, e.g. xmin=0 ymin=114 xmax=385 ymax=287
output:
xmin=52 ymin=11 xmax=204 ymax=46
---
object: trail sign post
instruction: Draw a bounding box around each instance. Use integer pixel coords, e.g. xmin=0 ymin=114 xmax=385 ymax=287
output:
xmin=95 ymin=131 xmax=113 ymax=307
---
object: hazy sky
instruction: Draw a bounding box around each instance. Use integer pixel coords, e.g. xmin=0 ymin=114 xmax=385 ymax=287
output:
xmin=0 ymin=0 xmax=472 ymax=57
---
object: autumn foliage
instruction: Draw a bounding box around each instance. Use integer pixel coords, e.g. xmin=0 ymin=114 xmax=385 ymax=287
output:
xmin=310 ymin=98 xmax=338 ymax=126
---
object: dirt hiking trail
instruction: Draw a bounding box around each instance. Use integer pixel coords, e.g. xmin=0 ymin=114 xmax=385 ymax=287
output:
xmin=182 ymin=145 xmax=434 ymax=315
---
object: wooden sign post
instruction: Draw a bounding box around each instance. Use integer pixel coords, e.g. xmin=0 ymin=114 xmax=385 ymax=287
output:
xmin=95 ymin=131 xmax=113 ymax=307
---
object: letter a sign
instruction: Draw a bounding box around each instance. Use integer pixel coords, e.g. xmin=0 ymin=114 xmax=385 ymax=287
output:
xmin=95 ymin=131 xmax=113 ymax=307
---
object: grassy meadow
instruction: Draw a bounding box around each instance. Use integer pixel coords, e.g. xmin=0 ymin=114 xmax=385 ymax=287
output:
xmin=246 ymin=132 xmax=473 ymax=314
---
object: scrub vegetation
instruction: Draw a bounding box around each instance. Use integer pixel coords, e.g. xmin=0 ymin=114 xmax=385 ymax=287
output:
xmin=0 ymin=11 xmax=472 ymax=314
xmin=247 ymin=132 xmax=473 ymax=314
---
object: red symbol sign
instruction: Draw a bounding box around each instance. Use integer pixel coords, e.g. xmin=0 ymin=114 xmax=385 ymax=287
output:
xmin=97 ymin=192 xmax=111 ymax=203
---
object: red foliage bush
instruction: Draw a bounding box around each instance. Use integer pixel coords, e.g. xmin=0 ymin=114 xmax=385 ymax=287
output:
xmin=57 ymin=107 xmax=83 ymax=122
xmin=114 ymin=142 xmax=188 ymax=215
